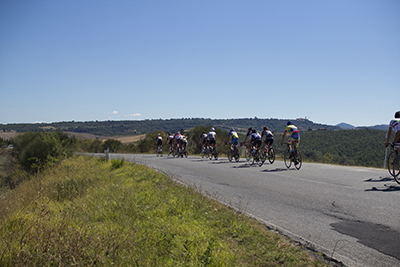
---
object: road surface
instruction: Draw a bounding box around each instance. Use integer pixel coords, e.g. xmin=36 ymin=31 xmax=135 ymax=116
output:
xmin=101 ymin=153 xmax=400 ymax=267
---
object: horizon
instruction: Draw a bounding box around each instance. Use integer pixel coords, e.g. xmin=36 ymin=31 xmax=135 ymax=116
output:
xmin=1 ymin=1 xmax=399 ymax=127
xmin=0 ymin=117 xmax=389 ymax=128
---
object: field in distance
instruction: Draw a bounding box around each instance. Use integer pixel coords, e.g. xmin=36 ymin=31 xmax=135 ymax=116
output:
xmin=0 ymin=132 xmax=145 ymax=144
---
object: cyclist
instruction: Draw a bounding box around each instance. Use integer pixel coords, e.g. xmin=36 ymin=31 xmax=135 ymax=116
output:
xmin=167 ymin=132 xmax=174 ymax=152
xmin=156 ymin=133 xmax=163 ymax=147
xmin=226 ymin=128 xmax=239 ymax=154
xmin=261 ymin=126 xmax=274 ymax=150
xmin=207 ymin=127 xmax=217 ymax=151
xmin=182 ymin=135 xmax=188 ymax=153
xmin=281 ymin=121 xmax=300 ymax=164
xmin=385 ymin=111 xmax=400 ymax=153
xmin=155 ymin=133 xmax=163 ymax=154
xmin=241 ymin=127 xmax=253 ymax=155
xmin=174 ymin=132 xmax=183 ymax=153
xmin=248 ymin=129 xmax=262 ymax=156
xmin=199 ymin=131 xmax=208 ymax=153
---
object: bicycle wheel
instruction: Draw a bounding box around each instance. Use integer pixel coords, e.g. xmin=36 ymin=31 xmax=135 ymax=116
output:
xmin=259 ymin=147 xmax=267 ymax=165
xmin=393 ymin=155 xmax=400 ymax=184
xmin=294 ymin=150 xmax=302 ymax=170
xmin=284 ymin=149 xmax=292 ymax=168
xmin=256 ymin=150 xmax=263 ymax=167
xmin=234 ymin=148 xmax=240 ymax=162
xmin=268 ymin=148 xmax=275 ymax=164
xmin=387 ymin=151 xmax=396 ymax=176
xmin=228 ymin=149 xmax=233 ymax=162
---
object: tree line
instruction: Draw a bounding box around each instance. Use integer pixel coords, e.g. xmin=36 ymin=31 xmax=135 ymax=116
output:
xmin=1 ymin=118 xmax=339 ymax=136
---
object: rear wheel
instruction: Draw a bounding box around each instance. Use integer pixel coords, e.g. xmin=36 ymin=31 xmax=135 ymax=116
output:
xmin=393 ymin=155 xmax=400 ymax=184
xmin=294 ymin=150 xmax=302 ymax=170
xmin=284 ymin=149 xmax=292 ymax=168
xmin=268 ymin=148 xmax=275 ymax=164
xmin=387 ymin=151 xmax=396 ymax=176
xmin=234 ymin=147 xmax=240 ymax=162
xmin=228 ymin=148 xmax=233 ymax=162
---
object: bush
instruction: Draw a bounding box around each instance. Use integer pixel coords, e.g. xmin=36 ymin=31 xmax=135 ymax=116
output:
xmin=111 ymin=158 xmax=125 ymax=169
xmin=12 ymin=131 xmax=76 ymax=173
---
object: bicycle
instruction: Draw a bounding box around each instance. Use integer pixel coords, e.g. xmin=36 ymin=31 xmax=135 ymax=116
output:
xmin=386 ymin=143 xmax=400 ymax=183
xmin=259 ymin=144 xmax=275 ymax=166
xmin=209 ymin=144 xmax=218 ymax=160
xmin=283 ymin=146 xmax=302 ymax=170
xmin=156 ymin=145 xmax=163 ymax=157
xmin=168 ymin=146 xmax=174 ymax=157
xmin=245 ymin=145 xmax=262 ymax=166
xmin=201 ymin=145 xmax=209 ymax=159
xmin=227 ymin=143 xmax=240 ymax=162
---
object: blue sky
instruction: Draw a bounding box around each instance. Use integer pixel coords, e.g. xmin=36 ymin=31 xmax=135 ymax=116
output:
xmin=1 ymin=0 xmax=399 ymax=127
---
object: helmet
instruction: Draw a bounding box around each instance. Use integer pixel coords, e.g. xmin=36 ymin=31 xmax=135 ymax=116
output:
xmin=248 ymin=127 xmax=252 ymax=131
xmin=176 ymin=132 xmax=180 ymax=135
xmin=263 ymin=126 xmax=268 ymax=131
xmin=211 ymin=127 xmax=215 ymax=131
xmin=252 ymin=129 xmax=256 ymax=133
xmin=395 ymin=111 xmax=400 ymax=118
xmin=202 ymin=131 xmax=205 ymax=134
xmin=157 ymin=133 xmax=161 ymax=136
xmin=287 ymin=121 xmax=293 ymax=126
xmin=230 ymin=128 xmax=234 ymax=131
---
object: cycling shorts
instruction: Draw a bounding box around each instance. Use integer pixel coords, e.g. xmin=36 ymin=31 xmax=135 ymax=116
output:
xmin=230 ymin=138 xmax=239 ymax=146
xmin=264 ymin=138 xmax=274 ymax=146
xmin=209 ymin=139 xmax=216 ymax=146
xmin=252 ymin=139 xmax=262 ymax=148
xmin=157 ymin=140 xmax=163 ymax=146
xmin=287 ymin=138 xmax=300 ymax=149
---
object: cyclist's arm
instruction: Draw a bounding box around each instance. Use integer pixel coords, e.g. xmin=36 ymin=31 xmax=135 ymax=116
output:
xmin=281 ymin=131 xmax=287 ymax=145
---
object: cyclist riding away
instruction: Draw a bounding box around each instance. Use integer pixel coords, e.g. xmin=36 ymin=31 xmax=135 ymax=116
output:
xmin=167 ymin=132 xmax=174 ymax=152
xmin=207 ymin=127 xmax=217 ymax=151
xmin=248 ymin=129 xmax=262 ymax=155
xmin=242 ymin=127 xmax=253 ymax=155
xmin=174 ymin=132 xmax=183 ymax=152
xmin=261 ymin=126 xmax=274 ymax=149
xmin=199 ymin=131 xmax=208 ymax=153
xmin=281 ymin=121 xmax=300 ymax=164
xmin=226 ymin=128 xmax=239 ymax=153
xmin=182 ymin=135 xmax=188 ymax=153
xmin=385 ymin=111 xmax=400 ymax=153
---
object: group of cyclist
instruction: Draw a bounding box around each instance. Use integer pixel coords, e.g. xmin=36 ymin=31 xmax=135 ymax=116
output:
xmin=156 ymin=121 xmax=302 ymax=159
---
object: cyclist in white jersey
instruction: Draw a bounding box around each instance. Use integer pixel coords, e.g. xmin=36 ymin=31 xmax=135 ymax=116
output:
xmin=385 ymin=111 xmax=400 ymax=153
xmin=207 ymin=128 xmax=217 ymax=149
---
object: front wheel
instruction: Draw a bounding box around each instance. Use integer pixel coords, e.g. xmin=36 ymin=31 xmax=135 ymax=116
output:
xmin=284 ymin=149 xmax=292 ymax=168
xmin=268 ymin=148 xmax=275 ymax=164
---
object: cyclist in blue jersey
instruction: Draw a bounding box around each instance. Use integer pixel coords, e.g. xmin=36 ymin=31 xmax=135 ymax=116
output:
xmin=281 ymin=121 xmax=300 ymax=150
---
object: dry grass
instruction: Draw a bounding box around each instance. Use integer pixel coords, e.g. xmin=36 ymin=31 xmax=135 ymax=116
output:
xmin=0 ymin=156 xmax=326 ymax=266
xmin=0 ymin=132 xmax=145 ymax=144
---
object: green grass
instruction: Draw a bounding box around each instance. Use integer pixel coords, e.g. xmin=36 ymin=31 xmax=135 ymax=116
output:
xmin=0 ymin=156 xmax=325 ymax=266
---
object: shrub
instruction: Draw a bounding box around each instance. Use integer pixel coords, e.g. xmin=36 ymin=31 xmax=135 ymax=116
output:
xmin=110 ymin=158 xmax=125 ymax=169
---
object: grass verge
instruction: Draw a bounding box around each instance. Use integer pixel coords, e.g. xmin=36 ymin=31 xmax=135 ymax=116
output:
xmin=0 ymin=156 xmax=325 ymax=266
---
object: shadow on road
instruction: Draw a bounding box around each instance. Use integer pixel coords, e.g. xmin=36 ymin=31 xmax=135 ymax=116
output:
xmin=261 ymin=168 xmax=290 ymax=172
xmin=364 ymin=176 xmax=400 ymax=192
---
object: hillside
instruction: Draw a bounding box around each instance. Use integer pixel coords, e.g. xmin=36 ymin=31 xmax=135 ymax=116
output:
xmin=1 ymin=117 xmax=339 ymax=136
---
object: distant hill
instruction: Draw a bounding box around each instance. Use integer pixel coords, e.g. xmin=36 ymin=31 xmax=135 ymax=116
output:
xmin=336 ymin=122 xmax=388 ymax=131
xmin=336 ymin=123 xmax=355 ymax=129
xmin=1 ymin=118 xmax=340 ymax=136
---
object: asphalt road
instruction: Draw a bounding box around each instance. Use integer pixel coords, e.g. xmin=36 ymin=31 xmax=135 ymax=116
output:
xmin=102 ymin=153 xmax=400 ymax=267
